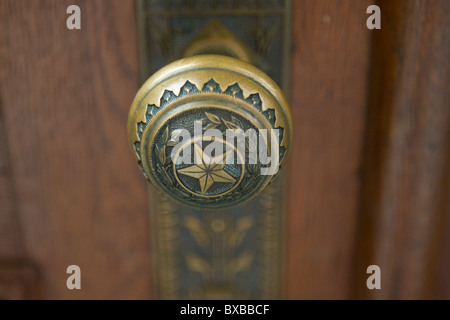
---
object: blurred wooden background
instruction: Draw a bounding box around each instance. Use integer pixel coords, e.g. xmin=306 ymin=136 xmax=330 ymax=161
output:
xmin=0 ymin=0 xmax=449 ymax=299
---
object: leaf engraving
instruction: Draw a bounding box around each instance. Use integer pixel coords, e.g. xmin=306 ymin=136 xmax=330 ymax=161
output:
xmin=204 ymin=122 xmax=219 ymax=131
xmin=184 ymin=216 xmax=209 ymax=247
xmin=205 ymin=112 xmax=221 ymax=124
xmin=223 ymin=119 xmax=241 ymax=131
xmin=227 ymin=216 xmax=254 ymax=247
xmin=186 ymin=253 xmax=211 ymax=277
xmin=228 ymin=252 xmax=253 ymax=275
xmin=162 ymin=126 xmax=169 ymax=144
xmin=231 ymin=116 xmax=243 ymax=129
xmin=159 ymin=146 xmax=166 ymax=164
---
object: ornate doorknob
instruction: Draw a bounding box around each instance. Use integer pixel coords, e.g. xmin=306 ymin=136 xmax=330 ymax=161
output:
xmin=128 ymin=55 xmax=292 ymax=208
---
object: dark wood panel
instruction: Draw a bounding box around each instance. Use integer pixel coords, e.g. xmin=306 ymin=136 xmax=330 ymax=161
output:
xmin=438 ymin=189 xmax=450 ymax=299
xmin=0 ymin=0 xmax=151 ymax=299
xmin=0 ymin=261 xmax=40 ymax=299
xmin=0 ymin=109 xmax=23 ymax=259
xmin=353 ymin=0 xmax=450 ymax=299
xmin=286 ymin=0 xmax=372 ymax=299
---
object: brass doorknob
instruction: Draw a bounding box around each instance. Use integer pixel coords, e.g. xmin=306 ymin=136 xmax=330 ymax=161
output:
xmin=128 ymin=55 xmax=292 ymax=208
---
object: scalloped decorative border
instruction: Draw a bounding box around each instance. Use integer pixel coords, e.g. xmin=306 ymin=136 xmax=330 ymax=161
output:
xmin=133 ymin=79 xmax=286 ymax=177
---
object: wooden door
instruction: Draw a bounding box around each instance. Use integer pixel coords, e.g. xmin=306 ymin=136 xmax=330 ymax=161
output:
xmin=0 ymin=0 xmax=449 ymax=299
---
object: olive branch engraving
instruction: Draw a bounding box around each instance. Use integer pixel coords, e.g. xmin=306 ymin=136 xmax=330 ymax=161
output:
xmin=154 ymin=111 xmax=263 ymax=204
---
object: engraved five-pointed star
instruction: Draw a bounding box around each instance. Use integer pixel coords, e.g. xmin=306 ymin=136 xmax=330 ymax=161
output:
xmin=177 ymin=143 xmax=236 ymax=194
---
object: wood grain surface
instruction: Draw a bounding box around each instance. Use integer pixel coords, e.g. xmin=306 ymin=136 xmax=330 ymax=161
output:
xmin=353 ymin=0 xmax=450 ymax=299
xmin=0 ymin=0 xmax=151 ymax=299
xmin=286 ymin=0 xmax=373 ymax=299
xmin=0 ymin=108 xmax=24 ymax=259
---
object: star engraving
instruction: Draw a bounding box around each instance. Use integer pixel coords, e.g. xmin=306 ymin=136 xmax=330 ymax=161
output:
xmin=177 ymin=144 xmax=236 ymax=194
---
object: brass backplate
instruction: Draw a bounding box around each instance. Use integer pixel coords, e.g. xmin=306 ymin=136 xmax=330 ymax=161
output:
xmin=136 ymin=0 xmax=291 ymax=299
xmin=137 ymin=0 xmax=291 ymax=92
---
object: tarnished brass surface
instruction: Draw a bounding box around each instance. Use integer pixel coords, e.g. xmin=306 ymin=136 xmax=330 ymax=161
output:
xmin=149 ymin=172 xmax=286 ymax=299
xmin=134 ymin=0 xmax=291 ymax=299
xmin=136 ymin=0 xmax=292 ymax=91
xmin=183 ymin=20 xmax=252 ymax=63
xmin=128 ymin=55 xmax=292 ymax=208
